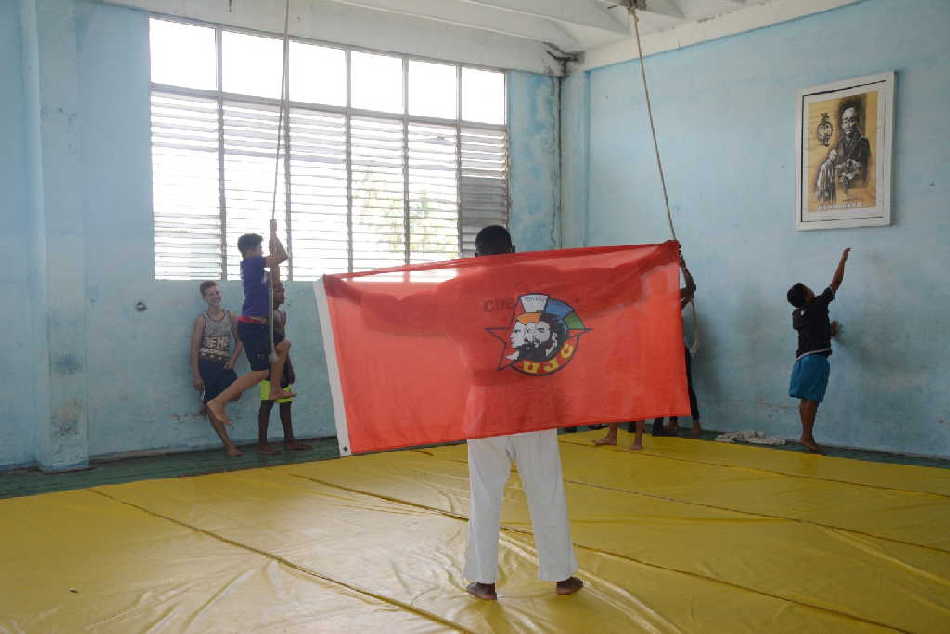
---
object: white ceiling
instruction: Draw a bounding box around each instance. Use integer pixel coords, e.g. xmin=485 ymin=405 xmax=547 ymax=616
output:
xmin=107 ymin=0 xmax=861 ymax=74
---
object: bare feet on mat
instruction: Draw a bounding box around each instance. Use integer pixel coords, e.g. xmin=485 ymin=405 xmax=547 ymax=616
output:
xmin=267 ymin=388 xmax=296 ymax=401
xmin=256 ymin=443 xmax=281 ymax=455
xmin=593 ymin=434 xmax=617 ymax=446
xmin=226 ymin=446 xmax=244 ymax=457
xmin=206 ymin=399 xmax=231 ymax=426
xmin=689 ymin=423 xmax=702 ymax=438
xmin=556 ymin=577 xmax=584 ymax=596
xmin=628 ymin=441 xmax=643 ymax=451
xmin=800 ymin=437 xmax=824 ymax=454
xmin=466 ymin=582 xmax=497 ymax=600
xmin=285 ymin=441 xmax=311 ymax=451
xmin=665 ymin=422 xmax=680 ymax=435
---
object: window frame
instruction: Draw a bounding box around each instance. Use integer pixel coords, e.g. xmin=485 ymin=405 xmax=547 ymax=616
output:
xmin=147 ymin=15 xmax=510 ymax=281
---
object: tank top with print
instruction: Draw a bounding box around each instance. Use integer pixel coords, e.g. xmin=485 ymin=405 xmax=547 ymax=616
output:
xmin=199 ymin=311 xmax=233 ymax=362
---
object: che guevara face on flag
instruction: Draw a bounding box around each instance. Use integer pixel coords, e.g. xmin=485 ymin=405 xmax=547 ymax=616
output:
xmin=487 ymin=293 xmax=591 ymax=376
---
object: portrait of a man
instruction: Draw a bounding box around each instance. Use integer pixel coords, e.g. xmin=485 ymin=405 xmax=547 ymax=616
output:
xmin=816 ymin=99 xmax=872 ymax=204
xmin=796 ymin=72 xmax=893 ymax=230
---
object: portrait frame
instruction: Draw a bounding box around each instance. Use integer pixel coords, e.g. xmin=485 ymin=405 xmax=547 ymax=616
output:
xmin=795 ymin=71 xmax=894 ymax=231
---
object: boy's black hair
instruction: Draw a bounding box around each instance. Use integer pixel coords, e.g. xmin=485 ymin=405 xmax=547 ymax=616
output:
xmin=787 ymin=283 xmax=808 ymax=308
xmin=475 ymin=225 xmax=513 ymax=256
xmin=237 ymin=233 xmax=263 ymax=257
xmin=199 ymin=280 xmax=217 ymax=297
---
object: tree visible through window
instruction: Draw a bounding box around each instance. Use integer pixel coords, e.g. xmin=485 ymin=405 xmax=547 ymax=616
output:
xmin=149 ymin=18 xmax=509 ymax=281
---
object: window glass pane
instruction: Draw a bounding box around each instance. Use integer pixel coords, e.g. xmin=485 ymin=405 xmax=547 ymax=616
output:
xmin=351 ymin=51 xmax=403 ymax=114
xmin=222 ymin=31 xmax=282 ymax=99
xmin=222 ymin=101 xmax=289 ymax=280
xmin=462 ymin=68 xmax=505 ymax=124
xmin=289 ymin=109 xmax=349 ymax=278
xmin=290 ymin=42 xmax=346 ymax=106
xmin=409 ymin=61 xmax=457 ymax=119
xmin=151 ymin=92 xmax=221 ymax=279
xmin=409 ymin=123 xmax=458 ymax=263
xmin=149 ymin=19 xmax=216 ymax=90
xmin=351 ymin=116 xmax=406 ymax=270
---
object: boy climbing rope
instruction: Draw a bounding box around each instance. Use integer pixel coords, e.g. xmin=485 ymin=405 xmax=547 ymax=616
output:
xmin=206 ymin=221 xmax=295 ymax=430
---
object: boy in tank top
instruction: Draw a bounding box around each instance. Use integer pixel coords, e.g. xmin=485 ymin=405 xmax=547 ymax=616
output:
xmin=190 ymin=281 xmax=244 ymax=456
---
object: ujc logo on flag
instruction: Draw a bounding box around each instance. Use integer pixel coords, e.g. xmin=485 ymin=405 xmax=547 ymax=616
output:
xmin=487 ymin=294 xmax=591 ymax=376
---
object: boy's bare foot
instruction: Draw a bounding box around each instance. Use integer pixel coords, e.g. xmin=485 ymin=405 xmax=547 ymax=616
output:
xmin=465 ymin=582 xmax=497 ymax=600
xmin=256 ymin=444 xmax=281 ymax=455
xmin=628 ymin=441 xmax=643 ymax=451
xmin=226 ymin=446 xmax=244 ymax=457
xmin=800 ymin=438 xmax=824 ymax=454
xmin=206 ymin=400 xmax=232 ymax=426
xmin=688 ymin=423 xmax=702 ymax=438
xmin=556 ymin=577 xmax=584 ymax=596
xmin=593 ymin=434 xmax=617 ymax=446
xmin=285 ymin=441 xmax=311 ymax=451
xmin=267 ymin=388 xmax=296 ymax=401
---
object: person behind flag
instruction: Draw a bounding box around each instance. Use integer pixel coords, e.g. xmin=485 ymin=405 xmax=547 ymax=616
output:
xmin=593 ymin=253 xmax=696 ymax=450
xmin=786 ymin=248 xmax=851 ymax=454
xmin=464 ymin=225 xmax=583 ymax=600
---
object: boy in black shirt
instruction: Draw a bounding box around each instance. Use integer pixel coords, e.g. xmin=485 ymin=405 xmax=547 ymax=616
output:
xmin=786 ymin=248 xmax=850 ymax=453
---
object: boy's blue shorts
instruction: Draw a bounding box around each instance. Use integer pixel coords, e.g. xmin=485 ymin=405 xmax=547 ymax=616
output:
xmin=789 ymin=354 xmax=831 ymax=403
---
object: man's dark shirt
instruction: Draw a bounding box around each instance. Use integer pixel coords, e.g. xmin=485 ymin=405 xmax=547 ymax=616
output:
xmin=793 ymin=286 xmax=835 ymax=359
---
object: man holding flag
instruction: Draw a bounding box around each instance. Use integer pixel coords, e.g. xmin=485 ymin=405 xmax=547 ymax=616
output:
xmin=463 ymin=226 xmax=583 ymax=601
xmin=317 ymin=226 xmax=689 ymax=600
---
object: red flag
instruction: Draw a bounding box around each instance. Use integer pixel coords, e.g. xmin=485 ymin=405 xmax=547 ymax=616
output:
xmin=315 ymin=242 xmax=690 ymax=455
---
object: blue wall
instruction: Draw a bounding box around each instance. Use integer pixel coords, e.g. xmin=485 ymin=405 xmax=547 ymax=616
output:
xmin=0 ymin=0 xmax=559 ymax=467
xmin=562 ymin=0 xmax=950 ymax=456
xmin=0 ymin=1 xmax=35 ymax=468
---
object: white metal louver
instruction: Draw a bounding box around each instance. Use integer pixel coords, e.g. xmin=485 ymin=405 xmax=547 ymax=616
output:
xmin=151 ymin=91 xmax=222 ymax=280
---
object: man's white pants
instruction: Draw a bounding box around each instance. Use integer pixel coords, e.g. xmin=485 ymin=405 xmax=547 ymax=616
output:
xmin=464 ymin=429 xmax=578 ymax=583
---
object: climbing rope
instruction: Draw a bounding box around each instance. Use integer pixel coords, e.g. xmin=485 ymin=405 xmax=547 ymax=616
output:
xmin=267 ymin=0 xmax=292 ymax=362
xmin=628 ymin=5 xmax=700 ymax=353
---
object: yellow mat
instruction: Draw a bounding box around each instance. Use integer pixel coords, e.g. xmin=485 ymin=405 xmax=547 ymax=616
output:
xmin=2 ymin=432 xmax=948 ymax=633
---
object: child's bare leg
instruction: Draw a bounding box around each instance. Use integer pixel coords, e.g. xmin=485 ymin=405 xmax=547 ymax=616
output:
xmin=207 ymin=411 xmax=243 ymax=457
xmin=798 ymin=399 xmax=823 ymax=453
xmin=266 ymin=340 xmax=296 ymax=401
xmin=628 ymin=420 xmax=644 ymax=451
xmin=207 ymin=370 xmax=268 ymax=425
xmin=593 ymin=423 xmax=619 ymax=446
xmin=257 ymin=399 xmax=281 ymax=455
xmin=280 ymin=402 xmax=311 ymax=450
xmin=689 ymin=418 xmax=702 ymax=437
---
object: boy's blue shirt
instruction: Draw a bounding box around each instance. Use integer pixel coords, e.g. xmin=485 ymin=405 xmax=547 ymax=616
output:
xmin=241 ymin=256 xmax=269 ymax=318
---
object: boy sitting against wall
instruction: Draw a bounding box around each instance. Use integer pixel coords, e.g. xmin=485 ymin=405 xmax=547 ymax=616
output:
xmin=206 ymin=220 xmax=295 ymax=429
xmin=190 ymin=281 xmax=244 ymax=456
xmin=256 ymin=279 xmax=311 ymax=454
xmin=786 ymin=248 xmax=851 ymax=453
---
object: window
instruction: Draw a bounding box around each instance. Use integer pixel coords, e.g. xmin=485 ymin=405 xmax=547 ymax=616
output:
xmin=149 ymin=18 xmax=509 ymax=280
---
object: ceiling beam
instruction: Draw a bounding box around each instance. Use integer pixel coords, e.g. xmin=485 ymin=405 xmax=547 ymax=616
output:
xmin=325 ymin=0 xmax=582 ymax=50
xmin=636 ymin=0 xmax=685 ymax=20
xmin=575 ymin=0 xmax=861 ymax=72
xmin=459 ymin=0 xmax=629 ymax=35
xmin=103 ymin=0 xmax=561 ymax=75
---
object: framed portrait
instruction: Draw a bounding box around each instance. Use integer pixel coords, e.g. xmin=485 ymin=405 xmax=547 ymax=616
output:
xmin=795 ymin=72 xmax=894 ymax=231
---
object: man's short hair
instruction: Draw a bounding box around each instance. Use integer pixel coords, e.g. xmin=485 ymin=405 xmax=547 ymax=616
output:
xmin=199 ymin=281 xmax=217 ymax=297
xmin=787 ymin=283 xmax=808 ymax=308
xmin=475 ymin=225 xmax=513 ymax=256
xmin=839 ymin=98 xmax=862 ymax=122
xmin=237 ymin=233 xmax=263 ymax=257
